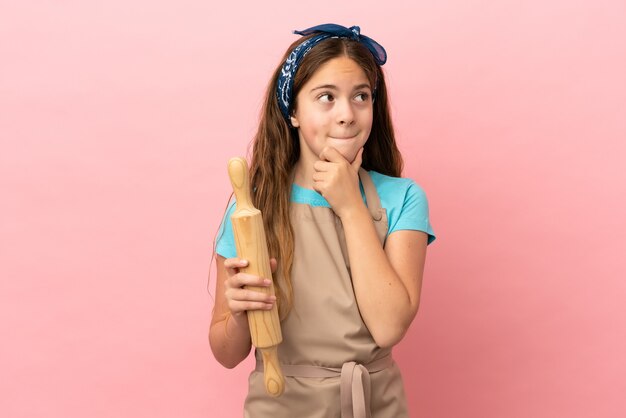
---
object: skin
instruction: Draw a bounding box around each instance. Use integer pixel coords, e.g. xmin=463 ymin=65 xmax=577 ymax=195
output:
xmin=209 ymin=56 xmax=428 ymax=368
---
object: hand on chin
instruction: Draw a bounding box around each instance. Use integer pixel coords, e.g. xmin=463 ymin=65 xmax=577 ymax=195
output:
xmin=313 ymin=146 xmax=365 ymax=218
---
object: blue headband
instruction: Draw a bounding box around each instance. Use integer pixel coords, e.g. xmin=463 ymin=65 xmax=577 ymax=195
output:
xmin=276 ymin=24 xmax=387 ymax=124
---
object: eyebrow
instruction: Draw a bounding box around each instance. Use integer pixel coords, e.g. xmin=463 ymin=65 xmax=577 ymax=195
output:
xmin=310 ymin=83 xmax=371 ymax=92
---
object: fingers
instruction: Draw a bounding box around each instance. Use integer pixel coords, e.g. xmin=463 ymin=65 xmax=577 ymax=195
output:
xmin=312 ymin=170 xmax=327 ymax=183
xmin=224 ymin=273 xmax=276 ymax=315
xmin=318 ymin=146 xmax=362 ymax=171
xmin=225 ymin=286 xmax=277 ymax=313
xmin=269 ymin=258 xmax=278 ymax=274
xmin=223 ymin=257 xmax=278 ymax=315
xmin=225 ymin=257 xmax=278 ymax=278
xmin=226 ymin=272 xmax=271 ymax=288
xmin=319 ymin=146 xmax=346 ymax=163
xmin=228 ymin=300 xmax=275 ymax=314
xmin=313 ymin=160 xmax=333 ymax=172
xmin=312 ymin=146 xmax=361 ymax=190
xmin=223 ymin=257 xmax=248 ymax=276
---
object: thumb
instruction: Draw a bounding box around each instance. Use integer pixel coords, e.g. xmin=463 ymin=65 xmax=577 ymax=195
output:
xmin=269 ymin=257 xmax=278 ymax=274
xmin=351 ymin=147 xmax=364 ymax=171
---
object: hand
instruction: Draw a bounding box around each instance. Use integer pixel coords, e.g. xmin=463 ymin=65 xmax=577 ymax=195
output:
xmin=223 ymin=257 xmax=278 ymax=323
xmin=312 ymin=146 xmax=365 ymax=218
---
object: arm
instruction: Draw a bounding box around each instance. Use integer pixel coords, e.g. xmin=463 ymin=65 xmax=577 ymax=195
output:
xmin=341 ymin=207 xmax=428 ymax=348
xmin=209 ymin=255 xmax=276 ymax=368
xmin=312 ymin=146 xmax=428 ymax=348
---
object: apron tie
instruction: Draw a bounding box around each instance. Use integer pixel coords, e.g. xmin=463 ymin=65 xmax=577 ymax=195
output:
xmin=254 ymin=354 xmax=393 ymax=418
xmin=340 ymin=361 xmax=371 ymax=418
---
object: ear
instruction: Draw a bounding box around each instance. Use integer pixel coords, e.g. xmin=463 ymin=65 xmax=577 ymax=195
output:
xmin=290 ymin=115 xmax=300 ymax=128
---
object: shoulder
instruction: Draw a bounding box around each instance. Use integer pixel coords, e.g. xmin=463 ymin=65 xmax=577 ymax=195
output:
xmin=367 ymin=170 xmax=427 ymax=206
xmin=367 ymin=170 xmax=436 ymax=245
xmin=215 ymin=197 xmax=238 ymax=258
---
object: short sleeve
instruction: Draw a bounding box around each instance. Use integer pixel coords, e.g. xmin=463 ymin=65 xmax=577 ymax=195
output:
xmin=215 ymin=200 xmax=238 ymax=258
xmin=388 ymin=181 xmax=437 ymax=245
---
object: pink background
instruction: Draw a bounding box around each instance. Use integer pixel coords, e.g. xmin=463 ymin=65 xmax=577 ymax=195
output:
xmin=1 ymin=1 xmax=625 ymax=417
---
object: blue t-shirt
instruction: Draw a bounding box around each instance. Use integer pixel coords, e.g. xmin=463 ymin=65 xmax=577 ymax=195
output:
xmin=215 ymin=170 xmax=436 ymax=258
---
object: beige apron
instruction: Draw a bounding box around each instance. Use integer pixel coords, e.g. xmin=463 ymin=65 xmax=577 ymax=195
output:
xmin=244 ymin=169 xmax=409 ymax=418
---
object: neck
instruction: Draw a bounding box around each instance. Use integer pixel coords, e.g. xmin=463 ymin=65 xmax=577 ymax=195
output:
xmin=293 ymin=158 xmax=316 ymax=189
xmin=293 ymin=137 xmax=319 ymax=189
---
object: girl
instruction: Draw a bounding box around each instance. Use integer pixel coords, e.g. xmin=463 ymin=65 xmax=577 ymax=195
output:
xmin=209 ymin=24 xmax=436 ymax=418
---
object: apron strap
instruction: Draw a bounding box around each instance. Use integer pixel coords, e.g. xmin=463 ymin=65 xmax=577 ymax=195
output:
xmin=254 ymin=355 xmax=393 ymax=418
xmin=358 ymin=168 xmax=383 ymax=221
xmin=357 ymin=168 xmax=388 ymax=246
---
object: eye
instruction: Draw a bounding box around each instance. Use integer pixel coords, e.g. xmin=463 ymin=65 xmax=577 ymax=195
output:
xmin=355 ymin=92 xmax=370 ymax=102
xmin=318 ymin=93 xmax=334 ymax=103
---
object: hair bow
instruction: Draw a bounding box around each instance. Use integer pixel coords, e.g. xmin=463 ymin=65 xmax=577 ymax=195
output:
xmin=276 ymin=23 xmax=387 ymax=124
xmin=293 ymin=24 xmax=387 ymax=65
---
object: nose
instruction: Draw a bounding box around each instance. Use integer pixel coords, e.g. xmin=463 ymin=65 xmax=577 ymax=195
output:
xmin=336 ymin=99 xmax=355 ymax=126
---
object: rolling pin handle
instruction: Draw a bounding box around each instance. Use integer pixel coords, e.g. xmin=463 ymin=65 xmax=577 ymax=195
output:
xmin=227 ymin=157 xmax=253 ymax=211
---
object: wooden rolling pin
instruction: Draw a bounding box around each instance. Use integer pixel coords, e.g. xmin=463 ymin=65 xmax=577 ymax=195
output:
xmin=227 ymin=157 xmax=285 ymax=397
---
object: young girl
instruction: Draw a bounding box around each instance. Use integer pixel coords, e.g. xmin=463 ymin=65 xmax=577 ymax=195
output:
xmin=209 ymin=23 xmax=436 ymax=418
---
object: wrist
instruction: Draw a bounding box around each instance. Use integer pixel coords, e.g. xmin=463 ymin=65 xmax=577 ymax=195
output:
xmin=337 ymin=200 xmax=369 ymax=222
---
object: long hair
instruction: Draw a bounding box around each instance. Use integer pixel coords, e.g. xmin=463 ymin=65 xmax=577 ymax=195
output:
xmin=250 ymin=35 xmax=403 ymax=320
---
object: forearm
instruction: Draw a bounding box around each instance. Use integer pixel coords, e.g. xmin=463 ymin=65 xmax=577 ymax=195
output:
xmin=209 ymin=312 xmax=253 ymax=368
xmin=341 ymin=204 xmax=415 ymax=348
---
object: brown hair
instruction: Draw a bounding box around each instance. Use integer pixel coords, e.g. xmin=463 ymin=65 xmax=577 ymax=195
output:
xmin=249 ymin=35 xmax=404 ymax=320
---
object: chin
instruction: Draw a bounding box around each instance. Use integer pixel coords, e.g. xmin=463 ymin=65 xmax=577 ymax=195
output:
xmin=346 ymin=150 xmax=360 ymax=163
xmin=323 ymin=140 xmax=357 ymax=160
xmin=331 ymin=145 xmax=359 ymax=162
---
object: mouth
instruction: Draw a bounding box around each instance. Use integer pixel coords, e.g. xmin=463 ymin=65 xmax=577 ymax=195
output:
xmin=330 ymin=133 xmax=358 ymax=140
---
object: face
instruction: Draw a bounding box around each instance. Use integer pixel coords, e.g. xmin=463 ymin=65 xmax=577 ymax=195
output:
xmin=290 ymin=56 xmax=373 ymax=163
